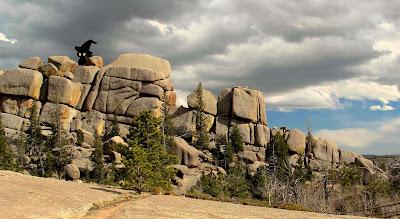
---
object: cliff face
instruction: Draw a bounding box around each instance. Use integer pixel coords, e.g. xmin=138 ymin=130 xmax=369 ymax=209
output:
xmin=0 ymin=53 xmax=386 ymax=190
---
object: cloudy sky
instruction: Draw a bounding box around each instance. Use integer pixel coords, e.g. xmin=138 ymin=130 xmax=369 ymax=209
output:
xmin=1 ymin=0 xmax=400 ymax=154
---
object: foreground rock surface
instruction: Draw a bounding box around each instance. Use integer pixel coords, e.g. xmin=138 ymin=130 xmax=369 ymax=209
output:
xmin=0 ymin=170 xmax=363 ymax=219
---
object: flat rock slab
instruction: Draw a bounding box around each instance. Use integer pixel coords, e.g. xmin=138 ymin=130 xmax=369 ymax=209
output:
xmin=90 ymin=195 xmax=364 ymax=219
xmin=0 ymin=170 xmax=127 ymax=219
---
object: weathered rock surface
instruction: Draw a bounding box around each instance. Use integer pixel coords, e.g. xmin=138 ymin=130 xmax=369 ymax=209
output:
xmin=107 ymin=53 xmax=171 ymax=81
xmin=64 ymin=164 xmax=80 ymax=180
xmin=170 ymin=137 xmax=201 ymax=168
xmin=72 ymin=66 xmax=99 ymax=84
xmin=187 ymin=88 xmax=217 ymax=115
xmin=19 ymin=56 xmax=42 ymax=70
xmin=48 ymin=56 xmax=77 ymax=75
xmin=47 ymin=76 xmax=89 ymax=109
xmin=287 ymin=129 xmax=306 ymax=155
xmin=39 ymin=63 xmax=59 ymax=77
xmin=0 ymin=68 xmax=43 ymax=99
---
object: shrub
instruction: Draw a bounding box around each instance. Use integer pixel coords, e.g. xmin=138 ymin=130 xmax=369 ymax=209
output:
xmin=338 ymin=166 xmax=362 ymax=187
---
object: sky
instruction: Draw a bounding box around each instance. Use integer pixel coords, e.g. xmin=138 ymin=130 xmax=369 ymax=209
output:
xmin=0 ymin=0 xmax=399 ymax=155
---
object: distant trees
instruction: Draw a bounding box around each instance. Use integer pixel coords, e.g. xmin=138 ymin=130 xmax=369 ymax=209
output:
xmin=117 ymin=111 xmax=176 ymax=192
xmin=193 ymin=82 xmax=210 ymax=150
xmin=230 ymin=125 xmax=244 ymax=154
xmin=0 ymin=114 xmax=16 ymax=170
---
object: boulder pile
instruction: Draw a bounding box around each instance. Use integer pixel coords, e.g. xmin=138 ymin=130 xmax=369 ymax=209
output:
xmin=0 ymin=53 xmax=385 ymax=189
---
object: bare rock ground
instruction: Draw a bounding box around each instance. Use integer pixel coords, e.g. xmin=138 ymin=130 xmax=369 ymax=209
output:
xmin=0 ymin=170 xmax=363 ymax=219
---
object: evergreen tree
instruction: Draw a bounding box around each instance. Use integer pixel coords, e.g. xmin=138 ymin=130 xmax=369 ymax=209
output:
xmin=0 ymin=114 xmax=16 ymax=170
xmin=251 ymin=166 xmax=268 ymax=200
xmin=26 ymin=100 xmax=46 ymax=176
xmin=45 ymin=102 xmax=69 ymax=177
xmin=118 ymin=111 xmax=176 ymax=192
xmin=161 ymin=95 xmax=175 ymax=150
xmin=224 ymin=142 xmax=235 ymax=165
xmin=193 ymin=82 xmax=210 ymax=150
xmin=104 ymin=114 xmax=120 ymax=141
xmin=229 ymin=125 xmax=244 ymax=154
xmin=91 ymin=134 xmax=105 ymax=183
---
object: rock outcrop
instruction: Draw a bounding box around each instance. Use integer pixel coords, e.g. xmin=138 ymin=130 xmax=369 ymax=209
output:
xmin=0 ymin=52 xmax=386 ymax=193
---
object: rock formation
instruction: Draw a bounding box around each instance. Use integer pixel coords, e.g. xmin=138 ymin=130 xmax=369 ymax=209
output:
xmin=0 ymin=53 xmax=385 ymax=191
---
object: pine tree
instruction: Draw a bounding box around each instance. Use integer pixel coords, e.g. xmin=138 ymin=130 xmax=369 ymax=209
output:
xmin=91 ymin=134 xmax=105 ymax=183
xmin=230 ymin=125 xmax=244 ymax=153
xmin=104 ymin=114 xmax=120 ymax=141
xmin=224 ymin=142 xmax=235 ymax=165
xmin=45 ymin=102 xmax=69 ymax=177
xmin=161 ymin=95 xmax=175 ymax=150
xmin=118 ymin=111 xmax=176 ymax=192
xmin=193 ymin=82 xmax=210 ymax=150
xmin=26 ymin=100 xmax=46 ymax=176
xmin=0 ymin=114 xmax=16 ymax=170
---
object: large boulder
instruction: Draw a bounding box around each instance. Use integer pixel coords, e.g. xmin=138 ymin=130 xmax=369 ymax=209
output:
xmin=230 ymin=87 xmax=267 ymax=124
xmin=255 ymin=124 xmax=269 ymax=147
xmin=64 ymin=164 xmax=80 ymax=180
xmin=47 ymin=76 xmax=89 ymax=109
xmin=286 ymin=129 xmax=306 ymax=155
xmin=355 ymin=155 xmax=374 ymax=173
xmin=231 ymin=121 xmax=254 ymax=145
xmin=19 ymin=56 xmax=42 ymax=70
xmin=39 ymin=63 xmax=59 ymax=77
xmin=93 ymin=76 xmax=142 ymax=114
xmin=106 ymin=53 xmax=171 ymax=82
xmin=0 ymin=68 xmax=43 ymax=99
xmin=170 ymin=137 xmax=201 ymax=168
xmin=48 ymin=56 xmax=78 ymax=75
xmin=187 ymin=88 xmax=217 ymax=115
xmin=339 ymin=149 xmax=356 ymax=165
xmin=154 ymin=77 xmax=174 ymax=91
xmin=232 ymin=87 xmax=258 ymax=122
xmin=125 ymin=97 xmax=162 ymax=118
xmin=0 ymin=113 xmax=29 ymax=131
xmin=72 ymin=66 xmax=99 ymax=84
xmin=140 ymin=83 xmax=164 ymax=100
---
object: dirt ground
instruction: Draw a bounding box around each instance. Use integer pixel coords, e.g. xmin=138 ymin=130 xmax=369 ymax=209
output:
xmin=0 ymin=170 xmax=363 ymax=219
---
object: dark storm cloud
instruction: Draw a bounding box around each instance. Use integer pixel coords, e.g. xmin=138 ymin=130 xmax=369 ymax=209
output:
xmin=0 ymin=0 xmax=399 ymax=103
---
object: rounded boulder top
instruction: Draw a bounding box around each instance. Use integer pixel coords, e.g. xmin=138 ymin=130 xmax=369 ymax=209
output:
xmin=107 ymin=53 xmax=171 ymax=78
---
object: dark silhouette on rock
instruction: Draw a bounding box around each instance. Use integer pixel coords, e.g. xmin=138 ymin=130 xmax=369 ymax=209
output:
xmin=75 ymin=40 xmax=97 ymax=65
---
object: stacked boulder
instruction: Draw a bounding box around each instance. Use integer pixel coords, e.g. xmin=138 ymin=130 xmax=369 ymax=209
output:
xmin=216 ymin=86 xmax=269 ymax=165
xmin=0 ymin=53 xmax=177 ymax=179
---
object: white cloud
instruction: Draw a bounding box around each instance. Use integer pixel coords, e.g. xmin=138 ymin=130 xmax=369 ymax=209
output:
xmin=316 ymin=117 xmax=400 ymax=149
xmin=174 ymin=89 xmax=189 ymax=107
xmin=369 ymin=104 xmax=395 ymax=111
xmin=0 ymin=33 xmax=17 ymax=44
xmin=266 ymin=79 xmax=400 ymax=111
